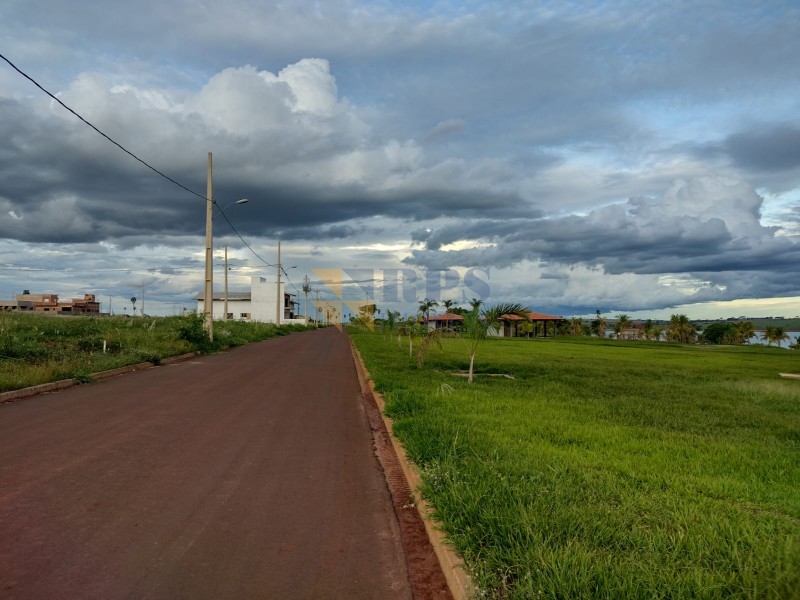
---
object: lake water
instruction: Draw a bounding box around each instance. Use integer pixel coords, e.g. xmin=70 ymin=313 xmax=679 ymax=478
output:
xmin=603 ymin=330 xmax=800 ymax=347
xmin=747 ymin=331 xmax=800 ymax=348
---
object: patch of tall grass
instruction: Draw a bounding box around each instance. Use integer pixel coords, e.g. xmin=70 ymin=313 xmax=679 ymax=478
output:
xmin=0 ymin=312 xmax=310 ymax=392
xmin=351 ymin=331 xmax=800 ymax=599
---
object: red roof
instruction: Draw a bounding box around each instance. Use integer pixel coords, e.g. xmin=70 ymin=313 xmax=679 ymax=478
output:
xmin=501 ymin=311 xmax=564 ymax=321
xmin=529 ymin=311 xmax=564 ymax=321
xmin=426 ymin=311 xmax=563 ymax=322
xmin=426 ymin=313 xmax=464 ymax=321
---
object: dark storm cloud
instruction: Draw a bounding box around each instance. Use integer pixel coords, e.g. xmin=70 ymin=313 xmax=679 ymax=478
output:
xmin=2 ymin=0 xmax=800 ymax=315
xmin=404 ymin=176 xmax=800 ymax=304
xmin=723 ymin=124 xmax=800 ymax=172
xmin=0 ymin=90 xmax=538 ymax=245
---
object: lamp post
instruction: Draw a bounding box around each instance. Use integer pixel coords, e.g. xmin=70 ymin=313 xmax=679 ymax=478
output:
xmin=302 ymin=276 xmax=310 ymax=326
xmin=203 ymin=153 xmax=213 ymax=339
xmin=220 ymin=199 xmax=249 ymax=322
xmin=276 ymin=240 xmax=281 ymax=326
xmin=223 ymin=244 xmax=229 ymax=321
xmin=201 ymin=150 xmax=248 ymax=341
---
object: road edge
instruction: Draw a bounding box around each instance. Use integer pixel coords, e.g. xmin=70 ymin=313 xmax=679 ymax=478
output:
xmin=349 ymin=338 xmax=475 ymax=600
xmin=0 ymin=352 xmax=199 ymax=404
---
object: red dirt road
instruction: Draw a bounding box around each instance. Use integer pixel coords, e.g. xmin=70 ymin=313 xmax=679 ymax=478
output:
xmin=0 ymin=328 xmax=431 ymax=599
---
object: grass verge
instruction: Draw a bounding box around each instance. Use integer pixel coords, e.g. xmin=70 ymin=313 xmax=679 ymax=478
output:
xmin=350 ymin=329 xmax=800 ymax=599
xmin=0 ymin=312 xmax=311 ymax=392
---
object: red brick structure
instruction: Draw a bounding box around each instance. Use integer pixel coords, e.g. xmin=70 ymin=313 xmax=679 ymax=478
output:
xmin=0 ymin=293 xmax=100 ymax=315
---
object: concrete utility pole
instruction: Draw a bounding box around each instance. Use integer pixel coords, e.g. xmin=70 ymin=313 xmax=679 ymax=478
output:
xmin=315 ymin=289 xmax=320 ymax=328
xmin=203 ymin=152 xmax=214 ymax=340
xmin=141 ymin=283 xmax=145 ymax=317
xmin=276 ymin=241 xmax=281 ymax=326
xmin=223 ymin=245 xmax=229 ymax=321
xmin=302 ymin=276 xmax=310 ymax=326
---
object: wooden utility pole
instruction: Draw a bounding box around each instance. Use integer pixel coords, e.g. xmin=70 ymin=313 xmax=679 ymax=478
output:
xmin=223 ymin=245 xmax=229 ymax=321
xmin=276 ymin=241 xmax=282 ymax=326
xmin=203 ymin=152 xmax=213 ymax=340
xmin=302 ymin=276 xmax=310 ymax=326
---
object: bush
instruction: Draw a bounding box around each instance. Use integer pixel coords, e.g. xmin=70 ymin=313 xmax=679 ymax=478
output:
xmin=177 ymin=314 xmax=219 ymax=353
xmin=700 ymin=322 xmax=735 ymax=344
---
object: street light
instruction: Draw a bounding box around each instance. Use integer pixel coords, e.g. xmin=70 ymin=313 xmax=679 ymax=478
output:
xmin=202 ymin=150 xmax=249 ymax=340
xmin=219 ymin=198 xmax=249 ymax=211
xmin=221 ymin=199 xmax=249 ymax=323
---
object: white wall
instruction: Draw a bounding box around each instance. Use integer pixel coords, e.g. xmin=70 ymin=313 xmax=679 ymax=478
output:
xmin=195 ymin=299 xmax=253 ymax=320
xmin=251 ymin=276 xmax=284 ymax=323
xmin=196 ymin=277 xmax=305 ymax=324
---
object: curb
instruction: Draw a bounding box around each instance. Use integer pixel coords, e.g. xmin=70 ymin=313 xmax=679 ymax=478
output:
xmin=1 ymin=352 xmax=200 ymax=405
xmin=349 ymin=340 xmax=475 ymax=600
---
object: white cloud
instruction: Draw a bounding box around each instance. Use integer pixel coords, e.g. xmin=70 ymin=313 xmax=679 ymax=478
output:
xmin=1 ymin=1 xmax=799 ymax=317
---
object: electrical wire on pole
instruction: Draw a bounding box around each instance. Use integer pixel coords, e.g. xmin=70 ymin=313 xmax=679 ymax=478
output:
xmin=302 ymin=276 xmax=310 ymax=326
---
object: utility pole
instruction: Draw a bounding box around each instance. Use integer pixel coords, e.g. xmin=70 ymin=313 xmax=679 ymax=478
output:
xmin=302 ymin=276 xmax=310 ymax=326
xmin=315 ymin=289 xmax=320 ymax=328
xmin=276 ymin=240 xmax=281 ymax=326
xmin=223 ymin=244 xmax=229 ymax=321
xmin=203 ymin=152 xmax=214 ymax=340
xmin=141 ymin=283 xmax=145 ymax=317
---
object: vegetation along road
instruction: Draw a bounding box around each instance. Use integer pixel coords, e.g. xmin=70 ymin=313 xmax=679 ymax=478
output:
xmin=351 ymin=328 xmax=800 ymax=599
xmin=1 ymin=328 xmax=447 ymax=599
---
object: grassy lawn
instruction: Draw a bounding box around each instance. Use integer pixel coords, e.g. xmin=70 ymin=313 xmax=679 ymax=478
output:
xmin=350 ymin=330 xmax=800 ymax=599
xmin=0 ymin=312 xmax=311 ymax=392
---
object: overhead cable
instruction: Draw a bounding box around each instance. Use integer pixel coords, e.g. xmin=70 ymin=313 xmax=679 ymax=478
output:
xmin=0 ymin=52 xmax=282 ymax=273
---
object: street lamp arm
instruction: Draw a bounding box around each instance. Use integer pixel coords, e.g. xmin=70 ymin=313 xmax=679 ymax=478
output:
xmin=216 ymin=198 xmax=249 ymax=213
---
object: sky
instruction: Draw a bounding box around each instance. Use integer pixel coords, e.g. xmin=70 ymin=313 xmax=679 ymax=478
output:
xmin=1 ymin=0 xmax=799 ymax=319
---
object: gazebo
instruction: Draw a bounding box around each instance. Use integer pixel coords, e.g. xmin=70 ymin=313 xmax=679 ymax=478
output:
xmin=424 ymin=313 xmax=464 ymax=331
xmin=498 ymin=311 xmax=565 ymax=337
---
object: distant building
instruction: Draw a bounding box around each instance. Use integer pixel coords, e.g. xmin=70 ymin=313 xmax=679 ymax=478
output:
xmin=195 ymin=277 xmax=304 ymax=324
xmin=0 ymin=293 xmax=100 ymax=315
xmin=424 ymin=311 xmax=564 ymax=337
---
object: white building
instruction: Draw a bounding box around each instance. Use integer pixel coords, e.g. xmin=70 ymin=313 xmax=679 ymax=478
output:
xmin=196 ymin=276 xmax=305 ymax=324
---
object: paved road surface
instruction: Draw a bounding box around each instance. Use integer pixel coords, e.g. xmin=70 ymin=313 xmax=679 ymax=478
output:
xmin=0 ymin=328 xmax=414 ymax=599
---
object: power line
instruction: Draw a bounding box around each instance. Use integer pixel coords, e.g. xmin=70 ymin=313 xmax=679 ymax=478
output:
xmin=0 ymin=52 xmax=289 ymax=275
xmin=0 ymin=52 xmax=207 ymax=202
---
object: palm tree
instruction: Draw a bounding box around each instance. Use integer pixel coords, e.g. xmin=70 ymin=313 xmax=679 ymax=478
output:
xmin=417 ymin=298 xmax=439 ymax=323
xmin=667 ymin=314 xmax=696 ymax=344
xmin=762 ymin=326 xmax=790 ymax=348
xmin=593 ymin=310 xmax=607 ymax=338
xmin=468 ymin=297 xmax=483 ymax=311
xmin=441 ymin=299 xmax=456 ymax=330
xmin=735 ymin=321 xmax=756 ymax=344
xmin=614 ymin=313 xmax=630 ymax=339
xmin=402 ymin=315 xmax=425 ymax=357
xmin=568 ymin=317 xmax=584 ymax=336
xmin=651 ymin=326 xmax=665 ymax=341
xmin=461 ymin=303 xmax=529 ymax=384
xmin=384 ymin=310 xmax=400 ymax=342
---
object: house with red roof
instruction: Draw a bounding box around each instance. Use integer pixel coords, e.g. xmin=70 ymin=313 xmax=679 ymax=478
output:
xmin=424 ymin=311 xmax=564 ymax=337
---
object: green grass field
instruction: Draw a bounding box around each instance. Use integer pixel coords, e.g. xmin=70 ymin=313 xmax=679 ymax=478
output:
xmin=350 ymin=330 xmax=800 ymax=599
xmin=0 ymin=312 xmax=310 ymax=392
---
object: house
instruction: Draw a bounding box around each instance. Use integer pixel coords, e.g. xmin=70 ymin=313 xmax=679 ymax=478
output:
xmin=195 ymin=276 xmax=304 ymax=324
xmin=0 ymin=293 xmax=100 ymax=315
xmin=493 ymin=311 xmax=564 ymax=338
xmin=425 ymin=313 xmax=464 ymax=330
xmin=423 ymin=310 xmax=564 ymax=337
